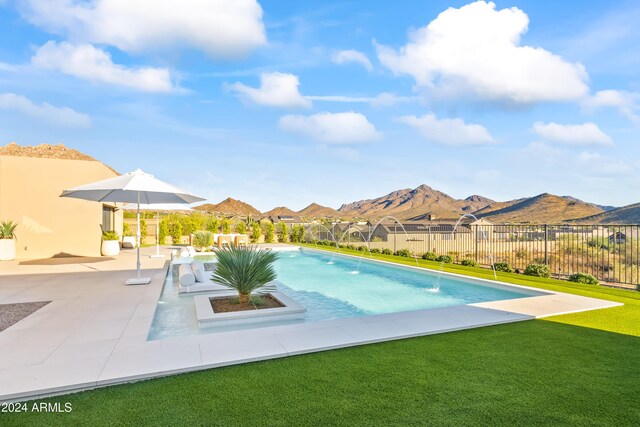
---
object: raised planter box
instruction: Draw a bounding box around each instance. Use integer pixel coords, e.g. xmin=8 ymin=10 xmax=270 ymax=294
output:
xmin=195 ymin=291 xmax=306 ymax=328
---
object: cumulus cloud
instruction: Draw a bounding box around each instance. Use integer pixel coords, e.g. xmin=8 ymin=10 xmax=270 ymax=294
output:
xmin=533 ymin=121 xmax=613 ymax=146
xmin=582 ymin=90 xmax=640 ymax=123
xmin=19 ymin=0 xmax=266 ymax=58
xmin=230 ymin=72 xmax=311 ymax=109
xmin=398 ymin=113 xmax=497 ymax=146
xmin=306 ymin=92 xmax=417 ymax=106
xmin=279 ymin=112 xmax=382 ymax=144
xmin=332 ymin=50 xmax=373 ymax=71
xmin=376 ymin=1 xmax=589 ymax=103
xmin=0 ymin=92 xmax=90 ymax=127
xmin=32 ymin=41 xmax=176 ymax=92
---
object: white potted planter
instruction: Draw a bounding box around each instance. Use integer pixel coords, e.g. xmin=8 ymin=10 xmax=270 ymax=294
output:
xmin=0 ymin=220 xmax=18 ymax=261
xmin=0 ymin=239 xmax=16 ymax=261
xmin=101 ymin=231 xmax=121 ymax=256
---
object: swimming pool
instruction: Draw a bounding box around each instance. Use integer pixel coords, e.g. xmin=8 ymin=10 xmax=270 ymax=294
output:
xmin=148 ymin=248 xmax=544 ymax=340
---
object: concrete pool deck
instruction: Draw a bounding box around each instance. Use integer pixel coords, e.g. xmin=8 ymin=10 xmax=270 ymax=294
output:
xmin=0 ymin=245 xmax=622 ymax=402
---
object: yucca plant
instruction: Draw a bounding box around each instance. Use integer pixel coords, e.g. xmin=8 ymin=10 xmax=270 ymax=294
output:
xmin=102 ymin=231 xmax=120 ymax=241
xmin=0 ymin=220 xmax=18 ymax=239
xmin=211 ymin=246 xmax=278 ymax=304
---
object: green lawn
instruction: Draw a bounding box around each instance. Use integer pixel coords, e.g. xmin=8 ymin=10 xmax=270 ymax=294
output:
xmin=4 ymin=244 xmax=639 ymax=426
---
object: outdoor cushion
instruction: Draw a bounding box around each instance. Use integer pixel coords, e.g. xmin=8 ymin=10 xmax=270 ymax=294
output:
xmin=178 ymin=264 xmax=196 ymax=287
xmin=191 ymin=262 xmax=208 ymax=283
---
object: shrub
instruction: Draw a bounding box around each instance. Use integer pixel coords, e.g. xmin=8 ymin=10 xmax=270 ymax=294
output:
xmin=395 ymin=249 xmax=412 ymax=257
xmin=221 ymin=219 xmax=232 ymax=234
xmin=206 ymin=217 xmax=219 ymax=233
xmin=236 ymin=221 xmax=247 ymax=235
xmin=381 ymin=248 xmax=393 ymax=255
xmin=568 ymin=273 xmax=599 ymax=285
xmin=289 ymin=225 xmax=305 ymax=243
xmin=140 ymin=219 xmax=148 ymax=243
xmin=346 ymin=244 xmax=356 ymax=250
xmin=436 ymin=255 xmax=453 ymax=263
xmin=180 ymin=217 xmax=196 ymax=236
xmin=169 ymin=222 xmax=183 ymax=245
xmin=251 ymin=222 xmax=261 ymax=243
xmin=422 ymin=251 xmax=437 ymax=261
xmin=370 ymin=248 xmax=381 ymax=254
xmin=277 ymin=223 xmax=288 ymax=242
xmin=193 ymin=231 xmax=214 ymax=251
xmin=158 ymin=220 xmax=168 ymax=244
xmin=264 ymin=222 xmax=275 ymax=243
xmin=322 ymin=239 xmax=333 ymax=246
xmin=524 ymin=264 xmax=550 ymax=278
xmin=122 ymin=223 xmax=135 ymax=237
xmin=356 ymin=245 xmax=367 ymax=251
xmin=493 ymin=262 xmax=514 ymax=273
xmin=461 ymin=259 xmax=478 ymax=267
xmin=102 ymin=231 xmax=119 ymax=241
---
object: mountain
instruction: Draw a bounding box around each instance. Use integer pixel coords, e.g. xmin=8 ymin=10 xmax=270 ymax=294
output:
xmin=571 ymin=203 xmax=640 ymax=224
xmin=298 ymin=203 xmax=340 ymax=218
xmin=193 ymin=197 xmax=260 ymax=216
xmin=262 ymin=206 xmax=299 ymax=217
xmin=462 ymin=195 xmax=495 ymax=212
xmin=338 ymin=184 xmax=468 ymax=220
xmin=562 ymin=196 xmax=617 ymax=212
xmin=475 ymin=193 xmax=604 ymax=223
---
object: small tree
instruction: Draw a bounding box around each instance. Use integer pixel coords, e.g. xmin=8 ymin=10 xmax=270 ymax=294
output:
xmin=236 ymin=221 xmax=247 ymax=235
xmin=264 ymin=221 xmax=275 ymax=243
xmin=158 ymin=220 xmax=168 ymax=244
xmin=169 ymin=222 xmax=183 ymax=245
xmin=193 ymin=231 xmax=214 ymax=251
xmin=251 ymin=221 xmax=261 ymax=243
xmin=277 ymin=222 xmax=288 ymax=242
xmin=221 ymin=218 xmax=232 ymax=234
xmin=206 ymin=216 xmax=219 ymax=233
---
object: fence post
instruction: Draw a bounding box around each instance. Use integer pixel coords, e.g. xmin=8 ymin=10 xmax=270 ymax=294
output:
xmin=474 ymin=225 xmax=479 ymax=263
xmin=544 ymin=224 xmax=548 ymax=266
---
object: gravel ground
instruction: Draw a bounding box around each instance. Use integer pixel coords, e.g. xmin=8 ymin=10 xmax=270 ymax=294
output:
xmin=0 ymin=301 xmax=51 ymax=332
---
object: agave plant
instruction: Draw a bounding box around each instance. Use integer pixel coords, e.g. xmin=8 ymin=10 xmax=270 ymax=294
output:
xmin=211 ymin=245 xmax=278 ymax=304
xmin=0 ymin=220 xmax=18 ymax=239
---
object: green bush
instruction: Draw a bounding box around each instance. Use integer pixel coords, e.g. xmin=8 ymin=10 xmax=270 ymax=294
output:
xmin=251 ymin=222 xmax=261 ymax=243
xmin=493 ymin=262 xmax=514 ymax=273
xmin=169 ymin=222 xmax=183 ymax=245
xmin=395 ymin=249 xmax=412 ymax=257
xmin=102 ymin=231 xmax=119 ymax=241
xmin=381 ymin=248 xmax=393 ymax=255
xmin=289 ymin=225 xmax=305 ymax=243
xmin=180 ymin=217 xmax=196 ymax=236
xmin=236 ymin=221 xmax=247 ymax=235
xmin=264 ymin=222 xmax=275 ymax=243
xmin=356 ymin=246 xmax=367 ymax=251
xmin=206 ymin=217 xmax=219 ymax=233
xmin=422 ymin=251 xmax=437 ymax=261
xmin=436 ymin=255 xmax=453 ymax=263
xmin=322 ymin=240 xmax=333 ymax=246
xmin=346 ymin=244 xmax=356 ymax=250
xmin=158 ymin=220 xmax=168 ymax=244
xmin=461 ymin=259 xmax=478 ymax=267
xmin=193 ymin=231 xmax=214 ymax=250
xmin=568 ymin=273 xmax=599 ymax=285
xmin=221 ymin=219 xmax=232 ymax=235
xmin=122 ymin=223 xmax=135 ymax=237
xmin=524 ymin=264 xmax=550 ymax=278
xmin=277 ymin=223 xmax=288 ymax=242
xmin=140 ymin=219 xmax=148 ymax=243
xmin=370 ymin=248 xmax=381 ymax=254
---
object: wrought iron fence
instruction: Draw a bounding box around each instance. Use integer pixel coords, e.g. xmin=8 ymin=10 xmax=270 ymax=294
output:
xmin=307 ymin=223 xmax=639 ymax=286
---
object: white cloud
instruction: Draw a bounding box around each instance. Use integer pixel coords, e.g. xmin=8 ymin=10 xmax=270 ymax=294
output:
xmin=376 ymin=1 xmax=589 ymax=103
xmin=0 ymin=93 xmax=90 ymax=127
xmin=533 ymin=122 xmax=613 ymax=146
xmin=582 ymin=90 xmax=640 ymax=123
xmin=279 ymin=112 xmax=382 ymax=144
xmin=230 ymin=72 xmax=311 ymax=109
xmin=306 ymin=92 xmax=417 ymax=106
xmin=332 ymin=50 xmax=373 ymax=71
xmin=398 ymin=113 xmax=497 ymax=146
xmin=32 ymin=41 xmax=176 ymax=92
xmin=19 ymin=0 xmax=266 ymax=58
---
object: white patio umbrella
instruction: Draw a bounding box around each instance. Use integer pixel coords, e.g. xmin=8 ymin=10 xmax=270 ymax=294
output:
xmin=61 ymin=169 xmax=205 ymax=285
xmin=122 ymin=203 xmax=193 ymax=258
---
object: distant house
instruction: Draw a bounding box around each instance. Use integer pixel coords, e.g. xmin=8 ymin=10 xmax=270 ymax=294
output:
xmin=608 ymin=232 xmax=627 ymax=245
xmin=263 ymin=215 xmax=305 ymax=228
xmin=0 ymin=143 xmax=123 ymax=259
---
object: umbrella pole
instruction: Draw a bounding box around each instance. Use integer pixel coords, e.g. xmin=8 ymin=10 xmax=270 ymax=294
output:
xmin=126 ymin=192 xmax=151 ymax=285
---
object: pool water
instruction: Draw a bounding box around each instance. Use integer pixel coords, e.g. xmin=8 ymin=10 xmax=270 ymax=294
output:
xmin=148 ymin=249 xmax=542 ymax=340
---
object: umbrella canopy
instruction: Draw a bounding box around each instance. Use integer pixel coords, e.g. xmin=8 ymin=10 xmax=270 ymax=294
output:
xmin=61 ymin=169 xmax=205 ymax=285
xmin=61 ymin=169 xmax=203 ymax=204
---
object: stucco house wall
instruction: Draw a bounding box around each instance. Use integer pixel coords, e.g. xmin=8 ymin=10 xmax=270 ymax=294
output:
xmin=0 ymin=155 xmax=122 ymax=259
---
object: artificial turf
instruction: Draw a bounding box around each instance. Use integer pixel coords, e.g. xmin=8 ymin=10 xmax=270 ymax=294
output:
xmin=3 ymin=245 xmax=639 ymax=426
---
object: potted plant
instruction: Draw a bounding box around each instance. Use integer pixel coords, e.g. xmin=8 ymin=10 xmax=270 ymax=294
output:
xmin=211 ymin=245 xmax=278 ymax=304
xmin=0 ymin=220 xmax=18 ymax=261
xmin=101 ymin=231 xmax=121 ymax=256
xmin=122 ymin=223 xmax=137 ymax=248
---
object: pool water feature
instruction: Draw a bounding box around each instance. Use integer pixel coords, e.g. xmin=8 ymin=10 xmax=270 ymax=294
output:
xmin=148 ymin=248 xmax=544 ymax=340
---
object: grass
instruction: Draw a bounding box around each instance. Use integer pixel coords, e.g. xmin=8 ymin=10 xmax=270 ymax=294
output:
xmin=4 ymin=244 xmax=639 ymax=426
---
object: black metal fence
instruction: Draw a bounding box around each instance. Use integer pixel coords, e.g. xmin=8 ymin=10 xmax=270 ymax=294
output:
xmin=307 ymin=223 xmax=639 ymax=286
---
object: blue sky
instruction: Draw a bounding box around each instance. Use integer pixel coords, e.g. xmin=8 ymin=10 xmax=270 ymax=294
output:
xmin=0 ymin=0 xmax=638 ymax=211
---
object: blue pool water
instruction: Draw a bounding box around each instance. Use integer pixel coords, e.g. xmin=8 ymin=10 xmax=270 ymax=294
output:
xmin=148 ymin=249 xmax=541 ymax=340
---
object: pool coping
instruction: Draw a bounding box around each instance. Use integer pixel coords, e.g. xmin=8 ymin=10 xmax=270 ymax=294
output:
xmin=0 ymin=246 xmax=623 ymax=403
